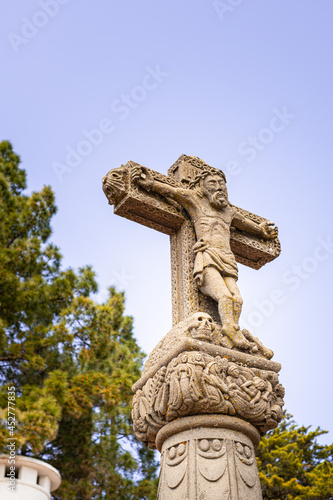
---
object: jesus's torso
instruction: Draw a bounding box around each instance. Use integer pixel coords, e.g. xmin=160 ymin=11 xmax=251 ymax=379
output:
xmin=184 ymin=195 xmax=235 ymax=250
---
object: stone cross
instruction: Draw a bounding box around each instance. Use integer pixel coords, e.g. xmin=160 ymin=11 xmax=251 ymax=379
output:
xmin=102 ymin=154 xmax=284 ymax=499
xmin=102 ymin=154 xmax=280 ymax=348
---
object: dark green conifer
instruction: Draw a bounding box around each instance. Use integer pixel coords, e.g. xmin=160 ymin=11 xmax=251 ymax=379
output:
xmin=257 ymin=413 xmax=333 ymax=500
xmin=0 ymin=141 xmax=158 ymax=499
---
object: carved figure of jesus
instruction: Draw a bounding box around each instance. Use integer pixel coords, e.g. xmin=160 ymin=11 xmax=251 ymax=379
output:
xmin=132 ymin=166 xmax=277 ymax=349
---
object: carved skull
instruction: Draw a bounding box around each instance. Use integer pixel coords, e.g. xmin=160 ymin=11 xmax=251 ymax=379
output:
xmin=102 ymin=165 xmax=127 ymax=205
xmin=187 ymin=312 xmax=214 ymax=341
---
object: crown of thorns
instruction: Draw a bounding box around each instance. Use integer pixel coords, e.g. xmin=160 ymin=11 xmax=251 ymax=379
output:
xmin=188 ymin=169 xmax=226 ymax=190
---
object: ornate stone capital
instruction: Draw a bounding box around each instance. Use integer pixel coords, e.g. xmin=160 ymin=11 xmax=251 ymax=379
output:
xmin=132 ymin=316 xmax=284 ymax=450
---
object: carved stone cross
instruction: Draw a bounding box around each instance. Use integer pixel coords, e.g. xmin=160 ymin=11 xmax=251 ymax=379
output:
xmin=102 ymin=155 xmax=280 ymax=330
xmin=102 ymin=155 xmax=284 ymax=499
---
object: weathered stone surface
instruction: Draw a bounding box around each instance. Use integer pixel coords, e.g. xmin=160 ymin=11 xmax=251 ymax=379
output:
xmin=157 ymin=418 xmax=262 ymax=500
xmin=103 ymin=155 xmax=284 ymax=499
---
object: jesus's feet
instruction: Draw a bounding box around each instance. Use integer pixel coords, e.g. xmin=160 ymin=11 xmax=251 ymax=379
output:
xmin=221 ymin=323 xmax=251 ymax=350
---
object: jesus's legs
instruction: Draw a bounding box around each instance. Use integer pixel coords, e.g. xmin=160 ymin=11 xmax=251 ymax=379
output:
xmin=224 ymin=277 xmax=243 ymax=329
xmin=199 ymin=267 xmax=250 ymax=349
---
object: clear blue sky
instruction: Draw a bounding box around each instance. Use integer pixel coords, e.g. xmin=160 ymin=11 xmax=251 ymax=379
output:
xmin=1 ymin=1 xmax=333 ymax=443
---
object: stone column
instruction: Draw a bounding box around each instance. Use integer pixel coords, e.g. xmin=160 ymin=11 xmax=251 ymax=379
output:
xmin=156 ymin=416 xmax=262 ymax=500
xmin=0 ymin=455 xmax=61 ymax=500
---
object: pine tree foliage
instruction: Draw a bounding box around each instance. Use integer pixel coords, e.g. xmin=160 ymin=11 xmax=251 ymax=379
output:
xmin=0 ymin=141 xmax=159 ymax=499
xmin=257 ymin=413 xmax=333 ymax=500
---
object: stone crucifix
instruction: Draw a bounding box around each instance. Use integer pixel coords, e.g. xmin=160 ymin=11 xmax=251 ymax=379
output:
xmin=103 ymin=155 xmax=284 ymax=499
xmin=102 ymin=154 xmax=280 ymax=356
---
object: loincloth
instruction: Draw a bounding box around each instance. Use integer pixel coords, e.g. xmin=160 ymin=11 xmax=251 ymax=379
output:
xmin=193 ymin=240 xmax=238 ymax=282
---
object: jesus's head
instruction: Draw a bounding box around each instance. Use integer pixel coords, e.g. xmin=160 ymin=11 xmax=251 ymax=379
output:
xmin=201 ymin=173 xmax=228 ymax=209
xmin=189 ymin=169 xmax=228 ymax=209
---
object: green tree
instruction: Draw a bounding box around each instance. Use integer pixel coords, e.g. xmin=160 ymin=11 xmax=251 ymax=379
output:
xmin=0 ymin=140 xmax=159 ymax=499
xmin=257 ymin=413 xmax=333 ymax=500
